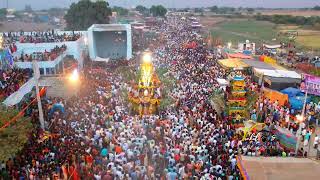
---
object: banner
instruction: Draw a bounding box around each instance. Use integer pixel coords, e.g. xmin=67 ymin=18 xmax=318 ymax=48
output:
xmin=272 ymin=126 xmax=297 ymax=151
xmin=300 ymin=74 xmax=320 ymax=96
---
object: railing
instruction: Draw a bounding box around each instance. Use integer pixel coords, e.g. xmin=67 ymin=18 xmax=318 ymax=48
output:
xmin=14 ymin=52 xmax=66 ymax=69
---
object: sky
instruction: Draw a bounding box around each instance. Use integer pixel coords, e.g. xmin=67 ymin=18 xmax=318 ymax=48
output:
xmin=1 ymin=0 xmax=320 ymax=10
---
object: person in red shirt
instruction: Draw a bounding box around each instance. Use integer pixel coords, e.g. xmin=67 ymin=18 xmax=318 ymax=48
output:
xmin=85 ymin=154 xmax=93 ymax=169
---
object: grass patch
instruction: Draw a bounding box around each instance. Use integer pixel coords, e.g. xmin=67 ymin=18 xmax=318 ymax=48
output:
xmin=0 ymin=106 xmax=33 ymax=161
xmin=296 ymin=35 xmax=320 ymax=50
xmin=211 ymin=20 xmax=277 ymax=44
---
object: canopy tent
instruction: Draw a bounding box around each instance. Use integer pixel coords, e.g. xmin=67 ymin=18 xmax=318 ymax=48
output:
xmin=242 ymin=59 xmax=275 ymax=70
xmin=227 ymin=53 xmax=253 ymax=59
xmin=280 ymin=87 xmax=301 ymax=97
xmin=264 ymin=77 xmax=301 ymax=90
xmin=259 ymin=56 xmax=287 ymax=70
xmin=262 ymin=88 xmax=289 ymax=106
xmin=218 ymin=58 xmax=250 ymax=69
xmin=289 ymin=97 xmax=304 ymax=110
xmin=253 ymin=68 xmax=301 ymax=79
xmin=253 ymin=68 xmax=301 ymax=90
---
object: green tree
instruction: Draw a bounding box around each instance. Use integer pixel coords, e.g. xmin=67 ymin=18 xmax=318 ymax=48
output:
xmin=210 ymin=6 xmax=218 ymax=12
xmin=112 ymin=6 xmax=128 ymax=16
xmin=24 ymin=5 xmax=33 ymax=13
xmin=150 ymin=5 xmax=167 ymax=17
xmin=246 ymin=8 xmax=255 ymax=15
xmin=194 ymin=8 xmax=203 ymax=13
xmin=135 ymin=5 xmax=149 ymax=16
xmin=64 ymin=0 xmax=112 ymax=30
xmin=48 ymin=8 xmax=66 ymax=17
xmin=313 ymin=5 xmax=320 ymax=10
xmin=0 ymin=8 xmax=7 ymax=20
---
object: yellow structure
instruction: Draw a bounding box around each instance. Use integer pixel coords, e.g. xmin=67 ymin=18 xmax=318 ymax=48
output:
xmin=218 ymin=58 xmax=250 ymax=69
xmin=228 ymin=76 xmax=247 ymax=122
xmin=129 ymin=53 xmax=161 ymax=116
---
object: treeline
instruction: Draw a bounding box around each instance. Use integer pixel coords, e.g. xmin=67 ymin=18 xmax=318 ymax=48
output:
xmin=135 ymin=5 xmax=167 ymax=17
xmin=255 ymin=14 xmax=320 ymax=28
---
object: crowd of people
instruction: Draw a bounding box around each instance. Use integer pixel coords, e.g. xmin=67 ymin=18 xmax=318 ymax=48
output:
xmin=0 ymin=16 xmax=319 ymax=180
xmin=16 ymin=45 xmax=67 ymax=62
xmin=250 ymin=94 xmax=320 ymax=157
xmin=0 ymin=68 xmax=30 ymax=99
xmin=2 ymin=31 xmax=81 ymax=44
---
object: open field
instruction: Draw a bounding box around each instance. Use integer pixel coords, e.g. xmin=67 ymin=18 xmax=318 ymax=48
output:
xmin=209 ymin=19 xmax=277 ymax=45
xmin=258 ymin=10 xmax=320 ymax=17
xmin=205 ymin=18 xmax=320 ymax=50
xmin=199 ymin=16 xmax=226 ymax=28
xmin=277 ymin=25 xmax=320 ymax=50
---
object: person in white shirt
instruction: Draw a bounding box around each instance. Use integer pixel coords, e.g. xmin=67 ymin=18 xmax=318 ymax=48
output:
xmin=314 ymin=135 xmax=319 ymax=149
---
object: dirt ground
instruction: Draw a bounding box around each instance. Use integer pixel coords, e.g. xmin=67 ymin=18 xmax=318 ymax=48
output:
xmin=258 ymin=10 xmax=320 ymax=17
xmin=198 ymin=16 xmax=227 ymax=28
xmin=0 ymin=21 xmax=56 ymax=32
xmin=242 ymin=156 xmax=320 ymax=180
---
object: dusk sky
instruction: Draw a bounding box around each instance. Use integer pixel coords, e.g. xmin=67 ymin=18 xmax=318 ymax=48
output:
xmin=1 ymin=0 xmax=320 ymax=10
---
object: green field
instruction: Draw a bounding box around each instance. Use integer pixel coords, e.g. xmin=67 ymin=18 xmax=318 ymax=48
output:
xmin=211 ymin=20 xmax=277 ymax=45
xmin=210 ymin=19 xmax=320 ymax=51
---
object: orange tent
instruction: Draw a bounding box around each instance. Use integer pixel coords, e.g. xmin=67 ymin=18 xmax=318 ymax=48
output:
xmin=262 ymin=88 xmax=288 ymax=106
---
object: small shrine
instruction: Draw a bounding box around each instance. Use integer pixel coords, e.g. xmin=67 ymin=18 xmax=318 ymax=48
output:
xmin=228 ymin=75 xmax=247 ymax=124
xmin=128 ymin=52 xmax=161 ymax=115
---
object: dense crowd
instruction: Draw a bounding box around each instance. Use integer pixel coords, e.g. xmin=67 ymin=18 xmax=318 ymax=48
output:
xmin=251 ymin=94 xmax=320 ymax=156
xmin=0 ymin=68 xmax=30 ymax=99
xmin=16 ymin=45 xmax=67 ymax=62
xmin=2 ymin=31 xmax=81 ymax=44
xmin=0 ymin=17 xmax=319 ymax=180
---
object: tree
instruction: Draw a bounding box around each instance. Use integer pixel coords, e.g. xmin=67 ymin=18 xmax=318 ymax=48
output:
xmin=210 ymin=6 xmax=218 ymax=12
xmin=64 ymin=0 xmax=112 ymax=30
xmin=313 ymin=5 xmax=320 ymax=10
xmin=0 ymin=8 xmax=7 ymax=20
xmin=194 ymin=8 xmax=204 ymax=13
xmin=25 ymin=5 xmax=33 ymax=13
xmin=135 ymin=5 xmax=149 ymax=16
xmin=150 ymin=5 xmax=167 ymax=17
xmin=112 ymin=6 xmax=128 ymax=16
xmin=247 ymin=8 xmax=255 ymax=15
xmin=48 ymin=8 xmax=66 ymax=17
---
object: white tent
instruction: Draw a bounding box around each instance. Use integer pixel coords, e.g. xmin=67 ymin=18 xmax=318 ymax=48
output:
xmin=253 ymin=68 xmax=301 ymax=79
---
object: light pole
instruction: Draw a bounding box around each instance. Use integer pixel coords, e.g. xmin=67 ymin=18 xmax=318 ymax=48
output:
xmin=32 ymin=61 xmax=45 ymax=130
xmin=294 ymin=90 xmax=308 ymax=156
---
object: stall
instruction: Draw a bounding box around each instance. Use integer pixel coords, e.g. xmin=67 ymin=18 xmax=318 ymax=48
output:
xmin=253 ymin=68 xmax=301 ymax=90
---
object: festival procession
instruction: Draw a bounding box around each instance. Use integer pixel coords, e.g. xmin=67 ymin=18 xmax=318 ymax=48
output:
xmin=0 ymin=0 xmax=320 ymax=180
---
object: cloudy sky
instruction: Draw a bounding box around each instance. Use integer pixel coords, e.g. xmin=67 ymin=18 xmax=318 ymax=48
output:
xmin=1 ymin=0 xmax=320 ymax=10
